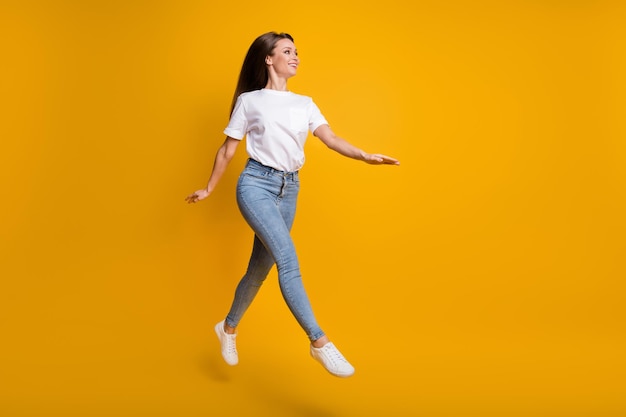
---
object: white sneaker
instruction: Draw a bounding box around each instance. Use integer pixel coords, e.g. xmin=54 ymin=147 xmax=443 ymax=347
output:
xmin=214 ymin=320 xmax=238 ymax=365
xmin=310 ymin=342 xmax=355 ymax=377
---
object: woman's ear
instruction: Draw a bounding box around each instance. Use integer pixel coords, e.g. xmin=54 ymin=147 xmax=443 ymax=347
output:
xmin=265 ymin=56 xmax=272 ymax=65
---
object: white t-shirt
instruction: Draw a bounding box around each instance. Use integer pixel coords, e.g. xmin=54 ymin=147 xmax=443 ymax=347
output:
xmin=223 ymin=88 xmax=328 ymax=172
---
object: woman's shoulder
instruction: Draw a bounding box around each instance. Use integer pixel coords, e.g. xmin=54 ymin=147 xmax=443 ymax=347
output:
xmin=288 ymin=90 xmax=313 ymax=100
xmin=238 ymin=89 xmax=263 ymax=100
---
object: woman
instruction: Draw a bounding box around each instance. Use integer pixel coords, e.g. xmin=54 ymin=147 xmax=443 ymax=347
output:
xmin=186 ymin=32 xmax=399 ymax=378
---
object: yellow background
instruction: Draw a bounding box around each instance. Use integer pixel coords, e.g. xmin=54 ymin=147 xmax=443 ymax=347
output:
xmin=1 ymin=1 xmax=625 ymax=416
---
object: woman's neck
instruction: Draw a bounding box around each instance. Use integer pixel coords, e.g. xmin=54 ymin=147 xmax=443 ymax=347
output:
xmin=265 ymin=74 xmax=289 ymax=91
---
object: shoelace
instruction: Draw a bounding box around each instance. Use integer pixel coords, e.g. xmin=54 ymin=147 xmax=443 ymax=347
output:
xmin=225 ymin=334 xmax=237 ymax=355
xmin=323 ymin=344 xmax=348 ymax=366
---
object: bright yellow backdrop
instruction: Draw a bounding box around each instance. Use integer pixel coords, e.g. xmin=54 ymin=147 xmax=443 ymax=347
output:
xmin=1 ymin=1 xmax=625 ymax=416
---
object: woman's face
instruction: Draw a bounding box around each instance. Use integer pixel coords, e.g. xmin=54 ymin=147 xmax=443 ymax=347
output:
xmin=266 ymin=38 xmax=299 ymax=78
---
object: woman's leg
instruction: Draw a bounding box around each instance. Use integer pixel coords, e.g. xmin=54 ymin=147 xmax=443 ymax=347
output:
xmin=224 ymin=234 xmax=274 ymax=330
xmin=229 ymin=162 xmax=324 ymax=341
xmin=218 ymin=160 xmax=354 ymax=376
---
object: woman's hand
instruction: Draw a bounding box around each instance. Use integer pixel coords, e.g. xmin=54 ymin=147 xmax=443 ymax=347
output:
xmin=185 ymin=189 xmax=210 ymax=204
xmin=363 ymin=153 xmax=400 ymax=165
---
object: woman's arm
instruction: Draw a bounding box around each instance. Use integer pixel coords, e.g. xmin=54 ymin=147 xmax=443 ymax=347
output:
xmin=185 ymin=136 xmax=240 ymax=203
xmin=313 ymin=124 xmax=399 ymax=165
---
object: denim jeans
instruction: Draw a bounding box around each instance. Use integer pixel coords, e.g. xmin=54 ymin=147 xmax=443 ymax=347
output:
xmin=225 ymin=159 xmax=325 ymax=341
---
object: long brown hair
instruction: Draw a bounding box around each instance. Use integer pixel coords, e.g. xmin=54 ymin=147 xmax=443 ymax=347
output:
xmin=230 ymin=32 xmax=294 ymax=115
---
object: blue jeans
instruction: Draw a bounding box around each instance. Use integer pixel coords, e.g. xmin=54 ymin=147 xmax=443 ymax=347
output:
xmin=225 ymin=159 xmax=325 ymax=341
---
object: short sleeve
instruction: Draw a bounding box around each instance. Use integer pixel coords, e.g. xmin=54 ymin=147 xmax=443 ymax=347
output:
xmin=223 ymin=95 xmax=248 ymax=140
xmin=308 ymin=100 xmax=328 ymax=133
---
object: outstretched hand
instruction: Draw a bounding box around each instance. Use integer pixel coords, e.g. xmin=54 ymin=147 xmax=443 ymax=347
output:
xmin=364 ymin=153 xmax=400 ymax=165
xmin=185 ymin=189 xmax=210 ymax=204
